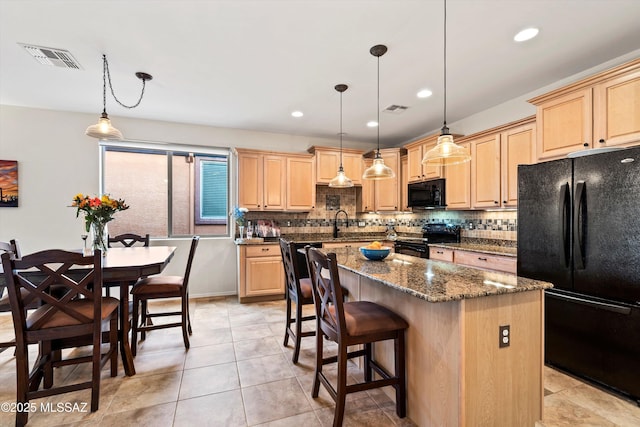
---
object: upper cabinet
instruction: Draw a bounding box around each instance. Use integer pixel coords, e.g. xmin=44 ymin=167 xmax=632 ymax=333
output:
xmin=501 ymin=122 xmax=535 ymax=207
xmin=443 ymin=142 xmax=472 ymax=209
xmin=529 ymin=58 xmax=640 ymax=161
xmin=308 ymin=146 xmax=364 ymax=186
xmin=471 ymin=133 xmax=502 ymax=209
xmin=400 ymin=155 xmax=409 ymax=211
xmin=357 ymin=148 xmax=405 ymax=212
xmin=237 ymin=149 xmax=315 ymax=212
xmin=404 ymin=133 xmax=461 ymax=183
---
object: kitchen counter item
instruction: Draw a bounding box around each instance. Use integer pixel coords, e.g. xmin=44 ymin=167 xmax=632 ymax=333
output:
xmin=359 ymin=246 xmax=391 ymax=260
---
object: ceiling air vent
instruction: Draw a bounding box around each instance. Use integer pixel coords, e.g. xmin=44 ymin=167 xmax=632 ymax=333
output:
xmin=18 ymin=43 xmax=82 ymax=70
xmin=383 ymin=104 xmax=409 ymax=114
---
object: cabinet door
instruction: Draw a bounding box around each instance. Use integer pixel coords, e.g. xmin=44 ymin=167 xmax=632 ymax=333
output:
xmin=286 ymin=156 xmax=315 ymax=211
xmin=594 ymin=69 xmax=640 ymax=147
xmin=342 ymin=153 xmax=363 ymax=186
xmin=422 ymin=140 xmax=443 ymax=180
xmin=238 ymin=152 xmax=263 ymax=210
xmin=401 ymin=155 xmax=409 ymax=211
xmin=359 ymin=159 xmax=375 ymax=212
xmin=374 ymin=151 xmax=400 ymax=211
xmin=536 ymin=88 xmax=592 ymax=161
xmin=263 ymin=155 xmax=286 ymax=210
xmin=315 ymin=150 xmax=339 ymax=184
xmin=245 ymin=256 xmax=285 ymax=296
xmin=444 ymin=143 xmax=471 ymax=209
xmin=472 ymin=134 xmax=501 ymax=208
xmin=501 ymin=123 xmax=535 ymax=208
xmin=407 ymin=145 xmax=424 ymax=182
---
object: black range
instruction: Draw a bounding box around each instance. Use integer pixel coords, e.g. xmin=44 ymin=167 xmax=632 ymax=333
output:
xmin=394 ymin=223 xmax=460 ymax=258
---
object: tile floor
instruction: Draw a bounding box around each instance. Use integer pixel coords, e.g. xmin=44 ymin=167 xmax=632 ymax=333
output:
xmin=0 ymin=296 xmax=639 ymax=426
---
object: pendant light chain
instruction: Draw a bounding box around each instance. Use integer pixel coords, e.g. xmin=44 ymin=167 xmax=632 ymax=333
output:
xmin=443 ymin=0 xmax=447 ymax=130
xmin=376 ymin=54 xmax=381 ymax=156
xmin=103 ymin=54 xmax=148 ymax=109
xmin=339 ymin=89 xmax=344 ymax=168
xmin=101 ymin=56 xmax=107 ymax=114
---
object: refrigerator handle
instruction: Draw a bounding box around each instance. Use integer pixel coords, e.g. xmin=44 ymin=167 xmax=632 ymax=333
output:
xmin=574 ymin=181 xmax=586 ymax=270
xmin=559 ymin=183 xmax=571 ymax=268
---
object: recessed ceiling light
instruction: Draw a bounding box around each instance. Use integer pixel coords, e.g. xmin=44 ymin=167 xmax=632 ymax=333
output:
xmin=291 ymin=111 xmax=304 ymax=118
xmin=514 ymin=27 xmax=539 ymax=42
xmin=367 ymin=121 xmax=378 ymax=128
xmin=417 ymin=89 xmax=433 ymax=98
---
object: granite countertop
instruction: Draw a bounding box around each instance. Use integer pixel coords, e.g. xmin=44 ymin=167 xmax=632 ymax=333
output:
xmin=319 ymin=247 xmax=551 ymax=303
xmin=428 ymin=242 xmax=518 ymax=257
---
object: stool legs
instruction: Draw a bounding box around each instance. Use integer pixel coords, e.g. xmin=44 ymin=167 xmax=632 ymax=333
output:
xmin=395 ymin=332 xmax=407 ymax=418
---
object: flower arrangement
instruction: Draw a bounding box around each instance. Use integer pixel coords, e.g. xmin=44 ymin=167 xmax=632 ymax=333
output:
xmin=72 ymin=193 xmax=129 ymax=252
xmin=233 ymin=206 xmax=248 ymax=227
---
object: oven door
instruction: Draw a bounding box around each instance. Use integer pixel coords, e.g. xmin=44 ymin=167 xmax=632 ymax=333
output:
xmin=394 ymin=241 xmax=429 ymax=258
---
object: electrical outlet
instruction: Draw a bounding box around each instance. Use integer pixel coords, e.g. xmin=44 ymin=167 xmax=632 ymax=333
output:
xmin=499 ymin=325 xmax=510 ymax=348
xmin=358 ymin=221 xmax=366 ymax=228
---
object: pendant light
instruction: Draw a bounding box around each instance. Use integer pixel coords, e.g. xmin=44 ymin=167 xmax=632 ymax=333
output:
xmin=329 ymin=84 xmax=354 ymax=188
xmin=362 ymin=44 xmax=395 ymax=180
xmin=422 ymin=0 xmax=471 ymax=166
xmin=86 ymin=55 xmax=152 ymax=140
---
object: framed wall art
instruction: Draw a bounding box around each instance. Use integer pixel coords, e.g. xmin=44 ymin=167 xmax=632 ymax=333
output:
xmin=0 ymin=160 xmax=18 ymax=207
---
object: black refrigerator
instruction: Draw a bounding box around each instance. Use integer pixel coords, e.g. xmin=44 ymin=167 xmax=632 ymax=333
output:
xmin=517 ymin=145 xmax=640 ymax=403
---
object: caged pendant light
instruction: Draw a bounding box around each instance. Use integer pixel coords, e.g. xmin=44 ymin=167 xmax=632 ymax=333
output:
xmin=329 ymin=84 xmax=354 ymax=188
xmin=85 ymin=54 xmax=152 ymax=140
xmin=422 ymin=0 xmax=471 ymax=166
xmin=362 ymin=44 xmax=395 ymax=180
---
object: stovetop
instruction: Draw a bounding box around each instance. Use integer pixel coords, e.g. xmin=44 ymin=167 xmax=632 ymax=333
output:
xmin=395 ymin=223 xmax=461 ymax=245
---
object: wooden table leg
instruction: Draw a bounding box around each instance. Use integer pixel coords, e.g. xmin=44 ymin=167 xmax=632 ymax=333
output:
xmin=119 ymin=281 xmax=136 ymax=376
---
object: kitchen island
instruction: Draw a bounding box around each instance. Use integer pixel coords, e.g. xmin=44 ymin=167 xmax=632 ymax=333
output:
xmin=323 ymin=247 xmax=552 ymax=427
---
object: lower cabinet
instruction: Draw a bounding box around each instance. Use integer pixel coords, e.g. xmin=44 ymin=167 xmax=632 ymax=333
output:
xmin=238 ymin=244 xmax=284 ymax=302
xmin=429 ymin=246 xmax=516 ymax=274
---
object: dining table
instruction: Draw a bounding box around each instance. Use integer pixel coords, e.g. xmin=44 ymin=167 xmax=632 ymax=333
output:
xmin=101 ymin=245 xmax=176 ymax=376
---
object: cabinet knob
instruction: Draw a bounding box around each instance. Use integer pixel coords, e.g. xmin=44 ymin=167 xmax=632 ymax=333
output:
xmin=494 ymin=201 xmax=499 ymax=204
xmin=478 ymin=257 xmax=488 ymax=261
xmin=503 ymin=200 xmax=507 ymax=204
xmin=583 ymin=143 xmax=589 ymax=147
xmin=599 ymin=139 xmax=605 ymax=144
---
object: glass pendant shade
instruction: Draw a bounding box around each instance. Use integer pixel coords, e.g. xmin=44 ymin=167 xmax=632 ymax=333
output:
xmin=362 ymin=154 xmax=395 ymax=180
xmin=422 ymin=132 xmax=470 ymax=166
xmin=85 ymin=112 xmax=123 ymax=140
xmin=329 ymin=166 xmax=354 ymax=188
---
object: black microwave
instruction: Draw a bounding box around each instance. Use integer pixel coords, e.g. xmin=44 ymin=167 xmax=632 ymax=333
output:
xmin=407 ymin=179 xmax=446 ymax=208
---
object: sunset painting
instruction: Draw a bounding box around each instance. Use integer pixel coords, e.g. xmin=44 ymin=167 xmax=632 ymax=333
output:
xmin=0 ymin=160 xmax=18 ymax=207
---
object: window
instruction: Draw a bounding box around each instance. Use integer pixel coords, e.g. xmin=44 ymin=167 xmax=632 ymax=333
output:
xmin=101 ymin=141 xmax=230 ymax=238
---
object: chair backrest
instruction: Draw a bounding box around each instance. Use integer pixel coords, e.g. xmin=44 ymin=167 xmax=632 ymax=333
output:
xmin=305 ymin=247 xmax=346 ymax=341
xmin=182 ymin=236 xmax=200 ymax=291
xmin=279 ymin=238 xmax=304 ymax=298
xmin=108 ymin=233 xmax=150 ymax=248
xmin=0 ymin=239 xmax=21 ymax=311
xmin=1 ymin=249 xmax=103 ymax=342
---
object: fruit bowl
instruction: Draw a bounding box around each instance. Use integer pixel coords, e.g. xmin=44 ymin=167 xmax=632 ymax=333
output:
xmin=359 ymin=246 xmax=391 ymax=261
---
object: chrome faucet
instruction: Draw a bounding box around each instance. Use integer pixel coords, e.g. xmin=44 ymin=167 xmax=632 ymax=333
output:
xmin=333 ymin=209 xmax=349 ymax=238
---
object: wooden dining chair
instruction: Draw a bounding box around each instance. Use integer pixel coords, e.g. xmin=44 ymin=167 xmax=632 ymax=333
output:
xmin=1 ymin=249 xmax=119 ymax=426
xmin=108 ymin=233 xmax=150 ymax=248
xmin=104 ymin=233 xmax=150 ymax=297
xmin=279 ymin=238 xmax=315 ymax=363
xmin=305 ymin=247 xmax=408 ymax=427
xmin=0 ymin=239 xmax=40 ymax=354
xmin=130 ymin=236 xmax=199 ymax=356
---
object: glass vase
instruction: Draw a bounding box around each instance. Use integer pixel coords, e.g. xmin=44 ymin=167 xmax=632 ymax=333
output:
xmin=91 ymin=221 xmax=109 ymax=254
xmin=238 ymin=225 xmax=245 ymax=240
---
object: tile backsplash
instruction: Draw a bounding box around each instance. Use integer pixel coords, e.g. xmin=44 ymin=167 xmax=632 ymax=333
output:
xmin=243 ymin=186 xmax=518 ymax=242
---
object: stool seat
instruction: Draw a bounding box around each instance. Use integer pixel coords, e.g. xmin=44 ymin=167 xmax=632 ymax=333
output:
xmin=328 ymin=301 xmax=408 ymax=337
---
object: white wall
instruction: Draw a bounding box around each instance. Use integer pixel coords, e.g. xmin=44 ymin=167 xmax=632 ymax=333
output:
xmin=0 ymin=106 xmax=371 ymax=297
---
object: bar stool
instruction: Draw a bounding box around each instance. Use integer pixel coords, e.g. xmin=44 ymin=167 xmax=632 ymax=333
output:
xmin=305 ymin=247 xmax=408 ymax=427
xmin=279 ymin=238 xmax=315 ymax=363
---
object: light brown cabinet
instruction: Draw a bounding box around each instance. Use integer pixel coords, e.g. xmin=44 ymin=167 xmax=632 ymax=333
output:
xmin=309 ymin=146 xmax=364 ymax=186
xmin=501 ymin=122 xmax=535 ymax=207
xmin=429 ymin=246 xmax=516 ymax=274
xmin=471 ymin=133 xmax=501 ymax=208
xmin=238 ymin=244 xmax=285 ymax=302
xmin=357 ymin=149 xmax=404 ymax=212
xmin=443 ymin=142 xmax=471 ymax=209
xmin=286 ymin=155 xmax=315 ymax=211
xmin=400 ymin=155 xmax=409 ymax=211
xmin=237 ymin=149 xmax=314 ymax=212
xmin=405 ymin=134 xmax=444 ymax=183
xmin=530 ymin=58 xmax=640 ymax=161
